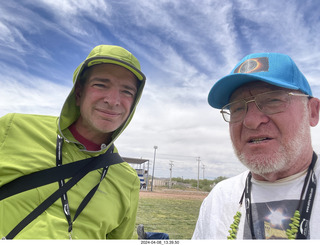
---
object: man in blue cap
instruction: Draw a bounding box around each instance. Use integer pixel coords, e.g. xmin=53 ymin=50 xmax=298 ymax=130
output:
xmin=192 ymin=53 xmax=320 ymax=240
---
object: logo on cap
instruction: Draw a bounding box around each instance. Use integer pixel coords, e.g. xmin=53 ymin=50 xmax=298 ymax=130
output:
xmin=234 ymin=57 xmax=269 ymax=74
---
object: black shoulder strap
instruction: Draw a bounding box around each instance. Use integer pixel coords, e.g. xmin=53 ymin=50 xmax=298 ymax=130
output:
xmin=2 ymin=143 xmax=124 ymax=240
xmin=0 ymin=144 xmax=123 ymax=201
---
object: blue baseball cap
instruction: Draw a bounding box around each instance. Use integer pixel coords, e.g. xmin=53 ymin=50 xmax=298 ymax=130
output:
xmin=208 ymin=53 xmax=312 ymax=109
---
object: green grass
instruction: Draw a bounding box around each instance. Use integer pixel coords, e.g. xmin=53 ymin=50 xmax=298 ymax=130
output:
xmin=134 ymin=193 xmax=204 ymax=239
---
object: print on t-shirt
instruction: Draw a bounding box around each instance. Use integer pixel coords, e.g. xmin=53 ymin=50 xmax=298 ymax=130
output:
xmin=243 ymin=199 xmax=309 ymax=239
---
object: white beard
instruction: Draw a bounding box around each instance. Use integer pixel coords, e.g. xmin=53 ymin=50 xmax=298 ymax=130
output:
xmin=235 ymin=107 xmax=311 ymax=175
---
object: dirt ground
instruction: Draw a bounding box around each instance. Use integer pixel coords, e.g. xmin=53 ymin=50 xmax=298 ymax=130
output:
xmin=139 ymin=189 xmax=209 ymax=200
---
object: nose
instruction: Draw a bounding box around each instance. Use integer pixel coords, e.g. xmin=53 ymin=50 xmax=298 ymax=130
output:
xmin=242 ymin=101 xmax=269 ymax=129
xmin=103 ymin=88 xmax=120 ymax=106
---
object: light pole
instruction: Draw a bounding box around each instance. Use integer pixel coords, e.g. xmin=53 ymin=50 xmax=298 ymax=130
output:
xmin=202 ymin=164 xmax=205 ymax=179
xmin=197 ymin=157 xmax=200 ymax=190
xmin=169 ymin=161 xmax=174 ymax=188
xmin=151 ymin=146 xmax=158 ymax=191
xmin=146 ymin=160 xmax=150 ymax=190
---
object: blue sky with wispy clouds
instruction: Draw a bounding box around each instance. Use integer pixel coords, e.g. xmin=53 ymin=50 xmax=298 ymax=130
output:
xmin=1 ymin=0 xmax=320 ymax=179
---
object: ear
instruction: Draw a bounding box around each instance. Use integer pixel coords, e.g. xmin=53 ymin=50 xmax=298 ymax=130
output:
xmin=75 ymin=83 xmax=82 ymax=106
xmin=308 ymin=97 xmax=320 ymax=127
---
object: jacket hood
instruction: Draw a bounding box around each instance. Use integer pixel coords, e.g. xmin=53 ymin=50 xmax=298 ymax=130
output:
xmin=58 ymin=45 xmax=146 ymax=151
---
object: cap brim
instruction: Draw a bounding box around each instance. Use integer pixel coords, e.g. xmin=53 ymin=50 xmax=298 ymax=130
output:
xmin=84 ymin=57 xmax=146 ymax=82
xmin=208 ymin=73 xmax=300 ymax=109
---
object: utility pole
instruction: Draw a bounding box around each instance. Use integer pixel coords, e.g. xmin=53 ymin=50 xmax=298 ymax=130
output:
xmin=169 ymin=161 xmax=174 ymax=188
xmin=197 ymin=157 xmax=200 ymax=190
xmin=151 ymin=146 xmax=158 ymax=192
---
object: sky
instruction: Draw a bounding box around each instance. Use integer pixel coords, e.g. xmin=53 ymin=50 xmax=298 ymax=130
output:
xmin=1 ymin=0 xmax=320 ymax=180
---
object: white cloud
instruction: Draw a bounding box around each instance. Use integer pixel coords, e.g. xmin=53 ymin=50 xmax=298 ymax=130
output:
xmin=1 ymin=0 xmax=320 ymax=180
xmin=32 ymin=0 xmax=111 ymax=35
xmin=0 ymin=69 xmax=70 ymax=117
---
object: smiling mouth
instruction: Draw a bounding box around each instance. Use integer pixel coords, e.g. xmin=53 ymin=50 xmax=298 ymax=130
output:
xmin=96 ymin=109 xmax=120 ymax=116
xmin=249 ymin=137 xmax=271 ymax=144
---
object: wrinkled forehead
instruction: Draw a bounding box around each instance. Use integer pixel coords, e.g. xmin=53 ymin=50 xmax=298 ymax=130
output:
xmin=230 ymin=81 xmax=291 ymax=102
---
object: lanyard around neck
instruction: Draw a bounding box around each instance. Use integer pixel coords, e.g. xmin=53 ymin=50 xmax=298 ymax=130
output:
xmin=244 ymin=152 xmax=318 ymax=239
xmin=56 ymin=135 xmax=109 ymax=237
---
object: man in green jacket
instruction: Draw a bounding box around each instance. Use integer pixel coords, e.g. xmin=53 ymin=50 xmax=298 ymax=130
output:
xmin=0 ymin=45 xmax=146 ymax=239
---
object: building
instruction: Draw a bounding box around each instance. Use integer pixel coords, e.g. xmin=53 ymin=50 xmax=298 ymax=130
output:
xmin=123 ymin=157 xmax=150 ymax=190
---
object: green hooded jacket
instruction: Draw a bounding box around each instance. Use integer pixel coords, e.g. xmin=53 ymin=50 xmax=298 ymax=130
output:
xmin=0 ymin=45 xmax=146 ymax=239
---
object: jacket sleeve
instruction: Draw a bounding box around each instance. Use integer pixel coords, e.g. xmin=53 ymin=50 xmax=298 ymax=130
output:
xmin=0 ymin=113 xmax=14 ymax=150
xmin=106 ymin=175 xmax=140 ymax=239
xmin=0 ymin=113 xmax=15 ymax=188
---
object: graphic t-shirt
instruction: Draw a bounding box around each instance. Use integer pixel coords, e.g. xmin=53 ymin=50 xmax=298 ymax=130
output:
xmin=243 ymin=170 xmax=309 ymax=239
xmin=244 ymin=200 xmax=300 ymax=239
xmin=192 ymin=159 xmax=320 ymax=240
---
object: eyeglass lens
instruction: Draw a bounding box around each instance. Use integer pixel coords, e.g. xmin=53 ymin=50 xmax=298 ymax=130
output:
xmin=222 ymin=91 xmax=290 ymax=123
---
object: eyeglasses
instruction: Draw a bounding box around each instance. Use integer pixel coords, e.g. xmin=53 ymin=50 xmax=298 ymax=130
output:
xmin=220 ymin=90 xmax=310 ymax=123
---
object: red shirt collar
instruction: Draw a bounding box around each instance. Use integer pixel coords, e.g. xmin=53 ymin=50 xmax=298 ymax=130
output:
xmin=68 ymin=123 xmax=101 ymax=151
